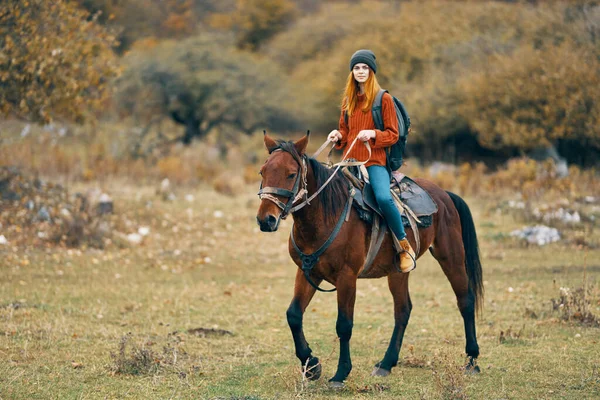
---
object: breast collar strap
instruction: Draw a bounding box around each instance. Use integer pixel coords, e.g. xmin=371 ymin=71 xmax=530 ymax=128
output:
xmin=258 ymin=143 xmax=357 ymax=293
xmin=290 ymin=192 xmax=353 ymax=293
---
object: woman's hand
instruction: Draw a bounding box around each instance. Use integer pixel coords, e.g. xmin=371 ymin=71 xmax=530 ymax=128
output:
xmin=357 ymin=130 xmax=376 ymax=142
xmin=328 ymin=130 xmax=342 ymax=143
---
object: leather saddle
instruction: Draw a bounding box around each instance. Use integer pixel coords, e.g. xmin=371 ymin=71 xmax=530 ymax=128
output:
xmin=343 ymin=166 xmax=437 ymax=229
xmin=340 ymin=165 xmax=438 ymax=277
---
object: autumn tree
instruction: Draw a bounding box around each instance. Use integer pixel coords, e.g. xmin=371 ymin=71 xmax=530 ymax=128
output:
xmin=75 ymin=0 xmax=197 ymax=52
xmin=115 ymin=34 xmax=301 ymax=153
xmin=265 ymin=1 xmax=600 ymax=161
xmin=458 ymin=42 xmax=600 ymax=151
xmin=230 ymin=0 xmax=297 ymax=51
xmin=264 ymin=1 xmax=487 ymax=133
xmin=0 ymin=0 xmax=118 ymax=124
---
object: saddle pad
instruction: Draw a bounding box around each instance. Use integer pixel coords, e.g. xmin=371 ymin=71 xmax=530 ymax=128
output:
xmin=393 ymin=176 xmax=438 ymax=217
xmin=402 ymin=214 xmax=432 ymax=228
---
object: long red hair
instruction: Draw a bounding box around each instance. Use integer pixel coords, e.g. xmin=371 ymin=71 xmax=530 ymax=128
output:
xmin=341 ymin=70 xmax=381 ymax=117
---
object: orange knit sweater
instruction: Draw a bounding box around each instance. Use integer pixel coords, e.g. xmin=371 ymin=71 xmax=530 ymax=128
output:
xmin=335 ymin=92 xmax=399 ymax=167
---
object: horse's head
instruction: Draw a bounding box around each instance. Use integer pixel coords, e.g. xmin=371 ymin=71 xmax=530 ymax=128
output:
xmin=256 ymin=132 xmax=309 ymax=232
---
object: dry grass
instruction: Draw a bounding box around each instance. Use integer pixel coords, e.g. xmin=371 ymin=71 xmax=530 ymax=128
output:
xmin=430 ymin=350 xmax=468 ymax=400
xmin=109 ymin=332 xmax=197 ymax=376
xmin=401 ymin=157 xmax=600 ymax=203
xmin=1 ymin=123 xmax=600 ymax=398
xmin=0 ymin=120 xmax=234 ymax=186
xmin=552 ymin=284 xmax=599 ymax=327
xmin=1 ymin=177 xmax=599 ymax=399
xmin=3 ymin=121 xmax=597 ymax=203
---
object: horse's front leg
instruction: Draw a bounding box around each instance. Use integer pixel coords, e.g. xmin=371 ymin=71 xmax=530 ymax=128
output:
xmin=329 ymin=267 xmax=357 ymax=387
xmin=286 ymin=269 xmax=321 ymax=380
xmin=373 ymin=272 xmax=411 ymax=376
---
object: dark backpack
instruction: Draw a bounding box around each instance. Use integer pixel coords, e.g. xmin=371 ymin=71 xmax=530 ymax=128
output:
xmin=345 ymin=89 xmax=411 ymax=172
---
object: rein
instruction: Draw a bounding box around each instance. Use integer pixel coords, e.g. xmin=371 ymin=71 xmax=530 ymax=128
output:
xmin=258 ymin=136 xmax=371 ymax=292
xmin=258 ymin=137 xmax=371 ymax=219
xmin=289 ymin=137 xmax=370 ymax=214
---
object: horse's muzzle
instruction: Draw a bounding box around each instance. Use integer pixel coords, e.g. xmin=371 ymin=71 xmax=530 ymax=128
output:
xmin=257 ymin=214 xmax=279 ymax=232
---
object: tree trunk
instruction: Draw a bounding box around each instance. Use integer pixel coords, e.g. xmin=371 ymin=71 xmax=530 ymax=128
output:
xmin=182 ymin=119 xmax=201 ymax=145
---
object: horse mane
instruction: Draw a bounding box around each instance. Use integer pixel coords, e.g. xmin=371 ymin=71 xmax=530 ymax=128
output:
xmin=307 ymin=157 xmax=349 ymax=222
xmin=271 ymin=139 xmax=349 ymax=221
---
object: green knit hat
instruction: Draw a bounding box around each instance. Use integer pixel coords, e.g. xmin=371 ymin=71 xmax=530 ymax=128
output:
xmin=349 ymin=49 xmax=377 ymax=74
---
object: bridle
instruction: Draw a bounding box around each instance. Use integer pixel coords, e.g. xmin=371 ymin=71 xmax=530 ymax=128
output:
xmin=257 ymin=148 xmax=309 ymax=221
xmin=258 ymin=137 xmax=369 ymax=220
xmin=257 ymin=137 xmax=371 ymax=293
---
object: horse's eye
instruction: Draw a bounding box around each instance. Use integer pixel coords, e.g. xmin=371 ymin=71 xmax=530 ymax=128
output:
xmin=258 ymin=170 xmax=263 ymax=176
xmin=287 ymin=173 xmax=297 ymax=179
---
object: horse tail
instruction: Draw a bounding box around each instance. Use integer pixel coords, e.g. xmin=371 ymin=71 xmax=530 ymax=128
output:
xmin=446 ymin=191 xmax=484 ymax=314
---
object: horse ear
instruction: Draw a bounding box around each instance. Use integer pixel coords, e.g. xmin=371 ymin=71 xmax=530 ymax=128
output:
xmin=263 ymin=131 xmax=278 ymax=154
xmin=294 ymin=131 xmax=310 ymax=155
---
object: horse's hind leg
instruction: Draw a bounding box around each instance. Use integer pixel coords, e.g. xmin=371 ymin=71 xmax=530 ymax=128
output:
xmin=430 ymin=236 xmax=480 ymax=372
xmin=286 ymin=269 xmax=321 ymax=380
xmin=372 ymin=272 xmax=411 ymax=377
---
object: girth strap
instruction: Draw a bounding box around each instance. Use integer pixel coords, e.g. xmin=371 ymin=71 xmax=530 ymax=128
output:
xmin=290 ymin=191 xmax=354 ymax=293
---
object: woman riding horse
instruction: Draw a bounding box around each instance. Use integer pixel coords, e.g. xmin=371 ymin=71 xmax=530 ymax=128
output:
xmin=328 ymin=49 xmax=416 ymax=272
xmin=256 ymin=50 xmax=483 ymax=388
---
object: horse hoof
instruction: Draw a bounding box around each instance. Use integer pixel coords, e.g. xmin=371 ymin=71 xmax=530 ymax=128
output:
xmin=465 ymin=364 xmax=481 ymax=375
xmin=328 ymin=380 xmax=345 ymax=390
xmin=304 ymin=357 xmax=321 ymax=381
xmin=371 ymin=366 xmax=391 ymax=377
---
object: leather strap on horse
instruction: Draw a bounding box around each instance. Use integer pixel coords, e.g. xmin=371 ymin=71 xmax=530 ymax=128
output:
xmin=258 ymin=151 xmax=307 ymax=220
xmin=290 ymin=190 xmax=354 ymax=293
xmin=259 ymin=137 xmax=371 ymax=218
xmin=359 ymin=216 xmax=388 ymax=278
xmin=312 ymin=138 xmax=336 ymax=162
xmin=390 ymin=189 xmax=421 ymax=256
xmin=289 ymin=137 xmax=371 ymax=214
xmin=260 ymin=137 xmax=371 ymax=292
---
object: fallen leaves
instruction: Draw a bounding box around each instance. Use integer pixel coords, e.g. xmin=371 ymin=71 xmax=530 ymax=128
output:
xmin=357 ymin=383 xmax=390 ymax=393
xmin=71 ymin=361 xmax=84 ymax=369
xmin=186 ymin=327 xmax=233 ymax=337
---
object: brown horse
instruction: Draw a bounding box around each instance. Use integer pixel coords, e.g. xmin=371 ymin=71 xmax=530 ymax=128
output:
xmin=256 ymin=133 xmax=483 ymax=387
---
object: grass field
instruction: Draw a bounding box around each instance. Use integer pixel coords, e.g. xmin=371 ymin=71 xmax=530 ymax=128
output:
xmin=1 ymin=182 xmax=599 ymax=399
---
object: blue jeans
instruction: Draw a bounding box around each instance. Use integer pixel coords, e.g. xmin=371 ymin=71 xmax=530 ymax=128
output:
xmin=367 ymin=165 xmax=406 ymax=240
